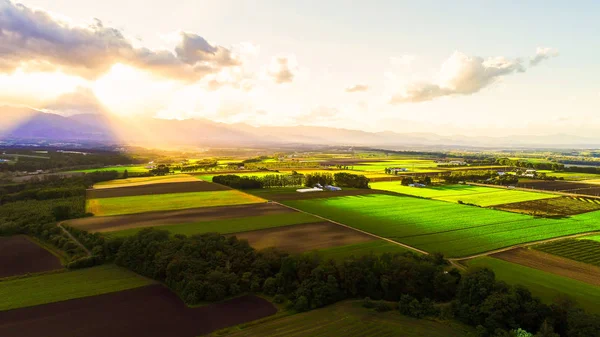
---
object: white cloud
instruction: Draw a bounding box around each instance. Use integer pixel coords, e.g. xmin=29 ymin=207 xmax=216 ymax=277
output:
xmin=267 ymin=55 xmax=298 ymax=84
xmin=391 ymin=48 xmax=557 ymax=104
xmin=390 ymin=55 xmax=416 ymax=68
xmin=530 ymin=47 xmax=559 ymax=66
xmin=345 ymin=84 xmax=369 ymax=93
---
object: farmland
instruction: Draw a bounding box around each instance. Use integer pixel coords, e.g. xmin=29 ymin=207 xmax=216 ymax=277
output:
xmin=107 ymin=212 xmax=320 ymax=238
xmin=284 ymin=194 xmax=600 ymax=257
xmin=314 ymin=240 xmax=412 ymax=261
xmin=370 ymin=182 xmax=557 ymax=207
xmin=233 ymin=221 xmax=375 ymax=253
xmin=467 ymin=257 xmax=600 ymax=314
xmin=87 ymin=180 xmax=228 ymax=199
xmin=93 ymin=174 xmax=200 ymax=188
xmin=585 ymin=234 xmax=600 ymax=242
xmin=0 ymin=236 xmax=63 ymax=278
xmin=0 ymin=285 xmax=276 ymax=337
xmin=533 ymin=239 xmax=600 ymax=267
xmin=494 ymin=196 xmax=600 ymax=216
xmin=86 ymin=190 xmax=265 ymax=216
xmin=517 ymin=180 xmax=600 ymax=197
xmin=72 ymin=165 xmax=149 ymax=174
xmin=0 ymin=265 xmax=154 ymax=311
xmin=218 ymin=300 xmax=475 ymax=337
xmin=67 ymin=203 xmax=294 ymax=232
xmin=537 ymin=170 xmax=600 ymax=181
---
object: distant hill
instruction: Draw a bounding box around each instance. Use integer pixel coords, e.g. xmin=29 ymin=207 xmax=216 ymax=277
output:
xmin=1 ymin=108 xmax=598 ymax=148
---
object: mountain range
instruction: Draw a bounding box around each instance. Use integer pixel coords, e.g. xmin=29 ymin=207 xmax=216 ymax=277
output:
xmin=1 ymin=107 xmax=598 ymax=149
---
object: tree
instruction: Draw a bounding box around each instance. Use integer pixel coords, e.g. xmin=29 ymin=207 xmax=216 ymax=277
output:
xmin=123 ymin=169 xmax=129 ymax=179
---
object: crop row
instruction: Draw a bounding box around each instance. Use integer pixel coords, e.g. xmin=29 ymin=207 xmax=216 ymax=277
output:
xmin=534 ymin=239 xmax=600 ymax=267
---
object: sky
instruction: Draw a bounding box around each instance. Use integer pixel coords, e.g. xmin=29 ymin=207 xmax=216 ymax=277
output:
xmin=0 ymin=0 xmax=599 ymax=136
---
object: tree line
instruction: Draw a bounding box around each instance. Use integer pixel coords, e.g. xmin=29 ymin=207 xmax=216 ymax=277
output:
xmin=213 ymin=172 xmax=370 ymax=189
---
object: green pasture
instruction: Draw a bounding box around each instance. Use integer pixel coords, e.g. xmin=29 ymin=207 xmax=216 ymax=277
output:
xmin=534 ymin=239 xmax=600 ymax=267
xmin=0 ymin=265 xmax=153 ymax=311
xmin=583 ymin=234 xmax=600 ymax=242
xmin=107 ymin=212 xmax=320 ymax=238
xmin=93 ymin=174 xmax=197 ymax=188
xmin=370 ymin=182 xmax=557 ymax=207
xmin=72 ymin=165 xmax=149 ymax=174
xmin=350 ymin=159 xmax=439 ymax=172
xmin=314 ymin=240 xmax=413 ymax=261
xmin=467 ymin=257 xmax=600 ymax=314
xmin=537 ymin=170 xmax=600 ymax=181
xmin=87 ymin=190 xmax=265 ymax=216
xmin=284 ymin=194 xmax=600 ymax=257
xmin=219 ymin=300 xmax=475 ymax=337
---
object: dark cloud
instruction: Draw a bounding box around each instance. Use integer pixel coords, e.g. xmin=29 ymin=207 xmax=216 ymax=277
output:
xmin=0 ymin=0 xmax=239 ymax=81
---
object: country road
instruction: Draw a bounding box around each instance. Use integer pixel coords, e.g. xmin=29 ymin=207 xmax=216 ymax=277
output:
xmin=58 ymin=222 xmax=92 ymax=257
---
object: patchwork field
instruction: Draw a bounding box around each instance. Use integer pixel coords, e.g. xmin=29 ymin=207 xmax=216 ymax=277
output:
xmin=0 ymin=264 xmax=154 ymax=311
xmin=284 ymin=194 xmax=600 ymax=257
xmin=491 ymin=248 xmax=600 ymax=286
xmin=537 ymin=170 xmax=600 ymax=181
xmin=370 ymin=182 xmax=557 ymax=207
xmin=0 ymin=236 xmax=62 ymax=279
xmin=233 ymin=221 xmax=375 ymax=253
xmin=467 ymin=257 xmax=600 ymax=314
xmin=494 ymin=196 xmax=600 ymax=216
xmin=533 ymin=239 xmax=600 ymax=267
xmin=86 ymin=190 xmax=265 ymax=216
xmin=218 ymin=300 xmax=475 ymax=337
xmin=108 ymin=212 xmax=320 ymax=238
xmin=68 ymin=203 xmax=295 ymax=233
xmin=517 ymin=180 xmax=600 ymax=197
xmin=0 ymin=285 xmax=276 ymax=337
xmin=87 ymin=180 xmax=228 ymax=199
xmin=314 ymin=240 xmax=412 ymax=261
xmin=93 ymin=174 xmax=200 ymax=189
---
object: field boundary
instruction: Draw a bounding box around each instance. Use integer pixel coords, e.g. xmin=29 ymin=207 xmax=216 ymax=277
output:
xmin=274 ymin=202 xmax=430 ymax=255
xmin=469 ymin=182 xmax=600 ymax=200
xmin=58 ymin=223 xmax=91 ymax=257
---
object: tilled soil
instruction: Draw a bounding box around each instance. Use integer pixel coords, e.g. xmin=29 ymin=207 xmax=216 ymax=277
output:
xmin=87 ymin=181 xmax=229 ymax=199
xmin=492 ymin=248 xmax=600 ymax=286
xmin=66 ymin=203 xmax=294 ymax=233
xmin=233 ymin=221 xmax=375 ymax=252
xmin=0 ymin=285 xmax=277 ymax=337
xmin=0 ymin=236 xmax=62 ymax=278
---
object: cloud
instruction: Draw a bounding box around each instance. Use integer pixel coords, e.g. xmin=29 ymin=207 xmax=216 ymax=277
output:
xmin=391 ymin=48 xmax=556 ymax=104
xmin=0 ymin=0 xmax=239 ymax=81
xmin=345 ymin=84 xmax=369 ymax=93
xmin=267 ymin=55 xmax=297 ymax=84
xmin=530 ymin=47 xmax=559 ymax=66
xmin=295 ymin=106 xmax=340 ymax=124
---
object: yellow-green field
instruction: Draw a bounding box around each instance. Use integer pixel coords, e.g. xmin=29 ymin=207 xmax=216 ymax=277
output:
xmin=93 ymin=174 xmax=199 ymax=189
xmin=87 ymin=190 xmax=265 ymax=216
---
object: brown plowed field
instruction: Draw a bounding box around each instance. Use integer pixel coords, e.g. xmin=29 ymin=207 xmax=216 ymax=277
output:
xmin=492 ymin=248 xmax=600 ymax=286
xmin=87 ymin=181 xmax=229 ymax=199
xmin=0 ymin=285 xmax=277 ymax=337
xmin=517 ymin=181 xmax=600 ymax=197
xmin=0 ymin=236 xmax=62 ymax=278
xmin=233 ymin=221 xmax=375 ymax=252
xmin=66 ymin=203 xmax=294 ymax=233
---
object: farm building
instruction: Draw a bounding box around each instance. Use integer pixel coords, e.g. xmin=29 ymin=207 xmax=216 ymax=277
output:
xmin=323 ymin=185 xmax=342 ymax=191
xmin=296 ymin=187 xmax=323 ymax=193
xmin=388 ymin=168 xmax=408 ymax=173
xmin=523 ymin=169 xmax=537 ymax=178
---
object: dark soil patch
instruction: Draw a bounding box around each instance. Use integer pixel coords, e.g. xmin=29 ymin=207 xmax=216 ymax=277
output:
xmin=0 ymin=236 xmax=62 ymax=278
xmin=232 ymin=221 xmax=375 ymax=253
xmin=493 ymin=197 xmax=600 ymax=216
xmin=66 ymin=203 xmax=294 ymax=233
xmin=492 ymin=248 xmax=600 ymax=286
xmin=0 ymin=285 xmax=277 ymax=337
xmin=87 ymin=181 xmax=229 ymax=199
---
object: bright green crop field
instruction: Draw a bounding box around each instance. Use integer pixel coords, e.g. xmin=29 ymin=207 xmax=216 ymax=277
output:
xmin=370 ymin=182 xmax=557 ymax=207
xmin=0 ymin=265 xmax=153 ymax=311
xmin=87 ymin=190 xmax=265 ymax=216
xmin=284 ymin=194 xmax=600 ymax=257
xmin=107 ymin=212 xmax=320 ymax=238
xmin=584 ymin=234 xmax=600 ymax=242
xmin=72 ymin=165 xmax=149 ymax=174
xmin=314 ymin=240 xmax=412 ymax=261
xmin=468 ymin=257 xmax=600 ymax=314
xmin=534 ymin=239 xmax=600 ymax=267
xmin=220 ymin=300 xmax=475 ymax=337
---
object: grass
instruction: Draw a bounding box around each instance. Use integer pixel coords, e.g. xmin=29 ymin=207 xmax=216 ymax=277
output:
xmin=106 ymin=213 xmax=320 ymax=238
xmin=584 ymin=234 xmax=600 ymax=242
xmin=534 ymin=239 xmax=600 ymax=267
xmin=72 ymin=165 xmax=149 ymax=174
xmin=0 ymin=264 xmax=153 ymax=311
xmin=93 ymin=174 xmax=198 ymax=188
xmin=87 ymin=190 xmax=265 ymax=216
xmin=467 ymin=257 xmax=600 ymax=314
xmin=284 ymin=194 xmax=600 ymax=257
xmin=216 ymin=300 xmax=475 ymax=337
xmin=371 ymin=182 xmax=557 ymax=207
xmin=314 ymin=240 xmax=413 ymax=261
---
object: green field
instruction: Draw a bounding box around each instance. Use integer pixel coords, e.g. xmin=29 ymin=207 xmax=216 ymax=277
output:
xmin=73 ymin=165 xmax=149 ymax=174
xmin=370 ymin=182 xmax=557 ymax=207
xmin=218 ymin=300 xmax=475 ymax=337
xmin=537 ymin=170 xmax=600 ymax=181
xmin=94 ymin=174 xmax=198 ymax=188
xmin=351 ymin=159 xmax=439 ymax=172
xmin=284 ymin=194 xmax=600 ymax=257
xmin=314 ymin=240 xmax=412 ymax=261
xmin=534 ymin=239 xmax=600 ymax=267
xmin=467 ymin=257 xmax=600 ymax=314
xmin=107 ymin=213 xmax=320 ymax=238
xmin=87 ymin=190 xmax=265 ymax=216
xmin=584 ymin=234 xmax=600 ymax=242
xmin=0 ymin=265 xmax=153 ymax=311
